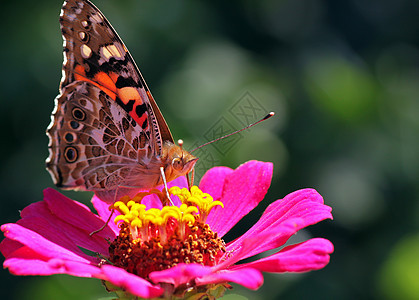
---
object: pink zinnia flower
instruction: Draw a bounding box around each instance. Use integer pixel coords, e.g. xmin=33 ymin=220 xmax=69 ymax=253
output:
xmin=1 ymin=161 xmax=333 ymax=299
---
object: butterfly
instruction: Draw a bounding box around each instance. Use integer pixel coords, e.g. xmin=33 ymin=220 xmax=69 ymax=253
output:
xmin=46 ymin=0 xmax=198 ymax=203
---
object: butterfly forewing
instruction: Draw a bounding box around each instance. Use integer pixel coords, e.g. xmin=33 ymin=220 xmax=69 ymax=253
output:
xmin=47 ymin=0 xmax=198 ymax=202
xmin=59 ymin=0 xmax=173 ymax=151
xmin=47 ymin=80 xmax=159 ymax=190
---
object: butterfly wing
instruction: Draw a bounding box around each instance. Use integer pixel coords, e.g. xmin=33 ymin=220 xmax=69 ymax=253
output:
xmin=47 ymin=0 xmax=173 ymax=194
xmin=59 ymin=0 xmax=173 ymax=149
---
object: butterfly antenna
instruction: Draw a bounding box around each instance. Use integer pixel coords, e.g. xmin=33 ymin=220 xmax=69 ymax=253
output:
xmin=190 ymin=111 xmax=275 ymax=153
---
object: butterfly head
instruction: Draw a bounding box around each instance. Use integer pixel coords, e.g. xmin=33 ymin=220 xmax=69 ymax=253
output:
xmin=163 ymin=141 xmax=198 ymax=181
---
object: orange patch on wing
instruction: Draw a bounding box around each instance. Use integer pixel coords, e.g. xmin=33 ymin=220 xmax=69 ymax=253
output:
xmin=109 ymin=72 xmax=119 ymax=83
xmin=73 ymin=65 xmax=117 ymax=100
xmin=117 ymin=87 xmax=143 ymax=105
xmin=117 ymin=87 xmax=147 ymax=127
xmin=94 ymin=72 xmax=117 ymax=94
xmin=74 ymin=65 xmax=87 ymax=78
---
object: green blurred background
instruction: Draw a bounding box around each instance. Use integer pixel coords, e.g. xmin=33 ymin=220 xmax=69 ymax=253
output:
xmin=1 ymin=0 xmax=419 ymax=299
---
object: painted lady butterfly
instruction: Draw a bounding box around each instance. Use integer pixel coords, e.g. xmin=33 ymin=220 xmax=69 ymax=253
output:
xmin=46 ymin=0 xmax=198 ymax=203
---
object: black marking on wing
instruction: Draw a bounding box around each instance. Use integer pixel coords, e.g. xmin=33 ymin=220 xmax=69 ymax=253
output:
xmin=115 ymin=96 xmax=135 ymax=113
xmin=115 ymin=76 xmax=137 ymax=88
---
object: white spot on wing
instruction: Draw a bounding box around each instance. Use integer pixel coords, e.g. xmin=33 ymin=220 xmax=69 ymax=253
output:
xmin=81 ymin=44 xmax=92 ymax=59
xmin=100 ymin=44 xmax=124 ymax=60
xmin=78 ymin=31 xmax=87 ymax=41
xmin=81 ymin=20 xmax=89 ymax=28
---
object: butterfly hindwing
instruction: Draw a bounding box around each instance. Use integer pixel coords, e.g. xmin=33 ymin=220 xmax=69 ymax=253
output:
xmin=47 ymin=81 xmax=158 ymax=191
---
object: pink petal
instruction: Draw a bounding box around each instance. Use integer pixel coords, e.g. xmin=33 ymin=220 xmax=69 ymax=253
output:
xmin=100 ymin=265 xmax=163 ymax=298
xmin=141 ymin=193 xmax=166 ymax=209
xmin=232 ymin=238 xmax=334 ymax=273
xmin=218 ymin=224 xmax=304 ymax=270
xmin=262 ymin=188 xmax=332 ymax=222
xmin=20 ymin=200 xmax=110 ymax=256
xmin=195 ymin=268 xmax=263 ymax=290
xmin=43 ymin=189 xmax=115 ymax=241
xmin=21 ymin=216 xmax=105 ymax=259
xmin=1 ymin=232 xmax=102 ymax=278
xmin=168 ymin=176 xmax=189 ymax=190
xmin=1 ymin=223 xmax=94 ymax=264
xmin=149 ymin=263 xmax=212 ymax=287
xmin=0 ymin=237 xmax=23 ymax=258
xmin=4 ymin=257 xmax=102 ymax=277
xmin=202 ymin=161 xmax=273 ymax=237
xmin=226 ymin=188 xmax=332 ymax=260
xmin=199 ymin=166 xmax=233 ymax=201
xmin=1 ymin=239 xmax=47 ymax=262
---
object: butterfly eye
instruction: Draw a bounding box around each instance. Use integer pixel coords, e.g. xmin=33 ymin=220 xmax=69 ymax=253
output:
xmin=172 ymin=158 xmax=183 ymax=171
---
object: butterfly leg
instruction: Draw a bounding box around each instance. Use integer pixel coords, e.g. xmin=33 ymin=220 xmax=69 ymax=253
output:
xmin=90 ymin=208 xmax=115 ymax=236
xmin=90 ymin=186 xmax=124 ymax=236
xmin=90 ymin=205 xmax=116 ymax=237
xmin=160 ymin=166 xmax=174 ymax=206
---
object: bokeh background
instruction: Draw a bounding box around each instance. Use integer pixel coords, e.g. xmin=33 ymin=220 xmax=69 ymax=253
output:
xmin=1 ymin=0 xmax=419 ymax=299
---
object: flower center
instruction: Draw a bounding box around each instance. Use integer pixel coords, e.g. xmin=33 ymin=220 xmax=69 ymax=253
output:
xmin=108 ymin=186 xmax=226 ymax=279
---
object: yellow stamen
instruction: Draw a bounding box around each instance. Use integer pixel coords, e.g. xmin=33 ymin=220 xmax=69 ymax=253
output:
xmin=112 ymin=186 xmax=223 ymax=242
xmin=170 ymin=186 xmax=223 ymax=223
